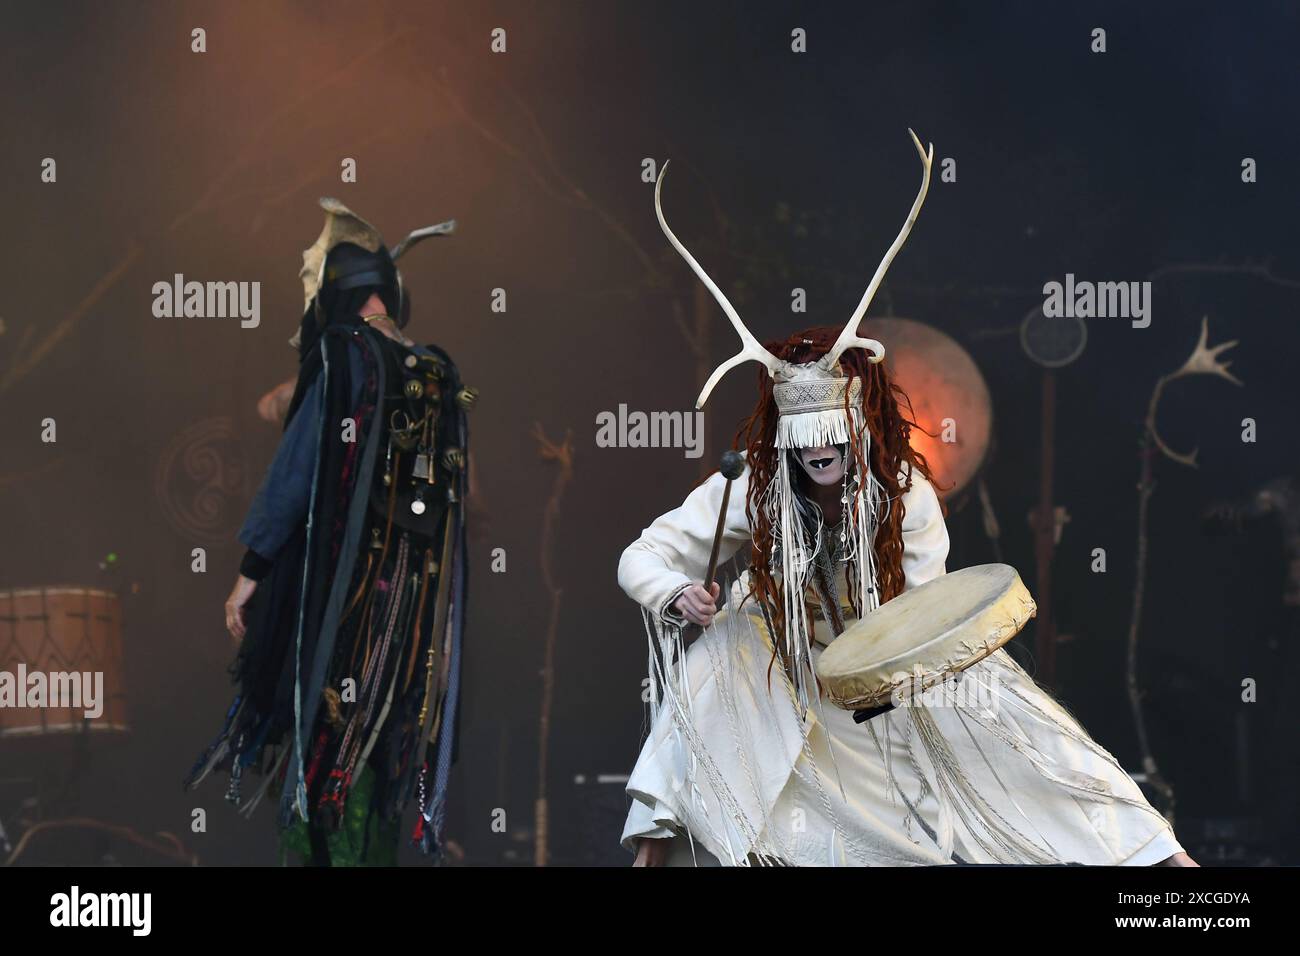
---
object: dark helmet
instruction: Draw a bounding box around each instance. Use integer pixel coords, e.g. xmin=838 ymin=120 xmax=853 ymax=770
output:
xmin=322 ymin=241 xmax=402 ymax=322
xmin=293 ymin=198 xmax=456 ymax=347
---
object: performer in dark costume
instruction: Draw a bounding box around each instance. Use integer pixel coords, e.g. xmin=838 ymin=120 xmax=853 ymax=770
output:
xmin=187 ymin=199 xmax=475 ymax=866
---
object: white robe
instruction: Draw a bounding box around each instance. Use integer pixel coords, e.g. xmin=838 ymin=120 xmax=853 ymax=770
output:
xmin=617 ymin=465 xmax=1184 ymax=866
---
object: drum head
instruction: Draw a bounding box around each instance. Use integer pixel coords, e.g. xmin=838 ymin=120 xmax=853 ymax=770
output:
xmin=816 ymin=564 xmax=1036 ymax=710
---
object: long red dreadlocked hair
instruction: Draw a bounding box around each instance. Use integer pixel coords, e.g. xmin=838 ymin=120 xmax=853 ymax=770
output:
xmin=734 ymin=324 xmax=943 ymax=647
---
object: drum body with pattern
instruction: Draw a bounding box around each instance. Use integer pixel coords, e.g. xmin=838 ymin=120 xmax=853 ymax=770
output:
xmin=0 ymin=587 xmax=129 ymax=736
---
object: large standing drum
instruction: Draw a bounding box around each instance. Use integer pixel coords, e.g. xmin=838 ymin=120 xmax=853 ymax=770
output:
xmin=0 ymin=587 xmax=129 ymax=736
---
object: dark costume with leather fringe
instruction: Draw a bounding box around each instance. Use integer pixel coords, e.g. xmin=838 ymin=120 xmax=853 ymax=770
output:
xmin=186 ymin=199 xmax=471 ymax=864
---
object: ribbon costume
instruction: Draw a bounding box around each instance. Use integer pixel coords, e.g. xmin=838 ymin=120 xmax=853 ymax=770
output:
xmin=187 ymin=199 xmax=473 ymax=865
xmin=618 ymin=134 xmax=1186 ymax=866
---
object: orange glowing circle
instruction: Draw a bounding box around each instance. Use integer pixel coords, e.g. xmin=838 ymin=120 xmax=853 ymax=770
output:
xmin=859 ymin=317 xmax=992 ymax=497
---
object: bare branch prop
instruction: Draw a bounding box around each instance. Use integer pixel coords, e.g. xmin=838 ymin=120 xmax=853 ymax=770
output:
xmin=1 ymin=31 xmax=414 ymax=398
xmin=4 ymin=817 xmax=198 ymax=867
xmin=1147 ymin=259 xmax=1300 ymax=291
xmin=531 ymin=423 xmax=573 ymax=867
xmin=1126 ymin=317 xmax=1242 ymax=816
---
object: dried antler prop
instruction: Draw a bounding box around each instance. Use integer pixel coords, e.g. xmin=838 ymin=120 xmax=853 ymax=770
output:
xmin=1144 ymin=317 xmax=1243 ymax=467
xmin=1127 ymin=317 xmax=1242 ymax=816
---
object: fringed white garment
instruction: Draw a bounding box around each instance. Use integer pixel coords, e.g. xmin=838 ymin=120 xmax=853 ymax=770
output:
xmin=617 ymin=464 xmax=1184 ymax=866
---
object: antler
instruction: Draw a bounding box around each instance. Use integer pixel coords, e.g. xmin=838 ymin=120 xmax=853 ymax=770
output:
xmin=655 ymin=161 xmax=784 ymax=408
xmin=1171 ymin=315 xmax=1242 ymax=386
xmin=820 ymin=129 xmax=934 ymax=371
xmin=390 ymin=219 xmax=457 ymax=260
xmin=1147 ymin=316 xmax=1243 ymax=467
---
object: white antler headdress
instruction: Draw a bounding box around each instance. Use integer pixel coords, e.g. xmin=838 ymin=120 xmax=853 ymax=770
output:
xmin=655 ymin=129 xmax=933 ymax=440
xmin=653 ymin=131 xmax=935 ymax=712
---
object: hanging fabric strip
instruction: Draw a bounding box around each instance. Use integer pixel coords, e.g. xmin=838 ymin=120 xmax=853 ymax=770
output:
xmin=280 ymin=331 xmax=388 ymax=828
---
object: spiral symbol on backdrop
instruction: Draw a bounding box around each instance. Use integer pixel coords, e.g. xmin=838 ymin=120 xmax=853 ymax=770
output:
xmin=155 ymin=416 xmax=251 ymax=546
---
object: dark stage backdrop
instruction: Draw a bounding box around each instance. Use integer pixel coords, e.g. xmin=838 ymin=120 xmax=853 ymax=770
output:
xmin=0 ymin=0 xmax=1296 ymax=865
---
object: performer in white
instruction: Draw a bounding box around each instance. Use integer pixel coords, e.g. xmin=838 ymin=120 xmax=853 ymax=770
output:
xmin=619 ymin=132 xmax=1196 ymax=867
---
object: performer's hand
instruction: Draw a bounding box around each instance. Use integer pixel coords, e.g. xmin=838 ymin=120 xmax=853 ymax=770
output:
xmin=674 ymin=582 xmax=721 ymax=627
xmin=632 ymin=838 xmax=669 ymax=867
xmin=1156 ymin=851 xmax=1199 ymax=867
xmin=225 ymin=575 xmax=258 ymax=643
xmin=256 ymin=377 xmax=297 ymax=425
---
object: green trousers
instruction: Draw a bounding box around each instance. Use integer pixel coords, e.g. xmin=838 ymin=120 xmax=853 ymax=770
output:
xmin=280 ymin=764 xmax=401 ymax=867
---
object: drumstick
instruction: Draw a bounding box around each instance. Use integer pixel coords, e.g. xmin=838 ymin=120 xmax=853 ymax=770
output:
xmin=703 ymin=450 xmax=746 ymax=591
xmin=677 ymin=451 xmax=745 ymax=648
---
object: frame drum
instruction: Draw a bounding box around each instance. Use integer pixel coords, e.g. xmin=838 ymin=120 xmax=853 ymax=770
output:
xmin=0 ymin=587 xmax=129 ymax=736
xmin=816 ymin=564 xmax=1036 ymax=711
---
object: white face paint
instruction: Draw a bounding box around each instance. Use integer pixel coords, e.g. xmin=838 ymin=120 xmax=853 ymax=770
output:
xmin=796 ymin=444 xmax=846 ymax=486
